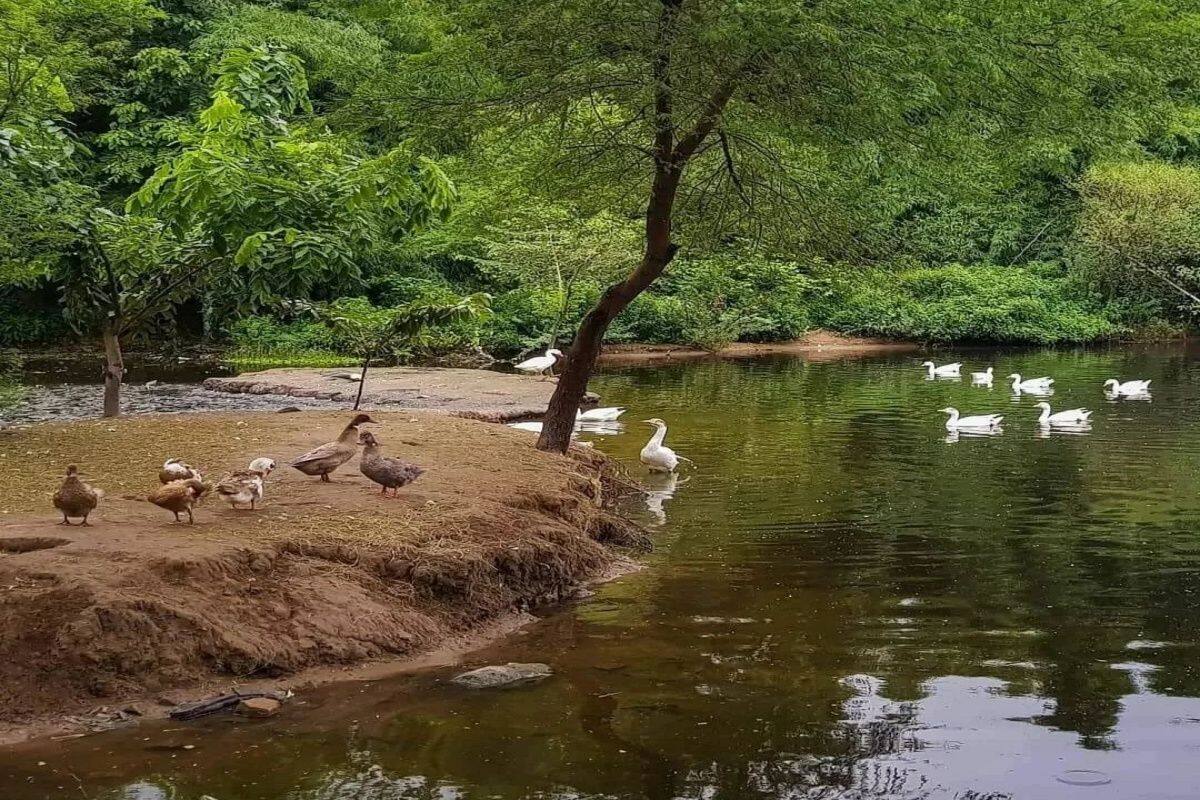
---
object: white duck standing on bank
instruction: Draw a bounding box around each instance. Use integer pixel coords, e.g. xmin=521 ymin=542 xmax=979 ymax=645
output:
xmin=1104 ymin=378 xmax=1152 ymax=397
xmin=514 ymin=348 xmax=564 ymax=380
xmin=1035 ymin=402 xmax=1092 ymax=427
xmin=640 ymin=418 xmax=692 ymax=473
xmin=940 ymin=407 xmax=1004 ymax=431
xmin=971 ymin=367 xmax=994 ymax=386
xmin=922 ymin=361 xmax=962 ymax=378
xmin=1008 ymin=373 xmax=1055 ymax=394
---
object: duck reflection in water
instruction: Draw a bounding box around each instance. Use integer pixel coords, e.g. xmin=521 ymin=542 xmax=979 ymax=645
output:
xmin=944 ymin=427 xmax=1004 ymax=444
xmin=1034 ymin=422 xmax=1093 ymax=439
xmin=643 ymin=471 xmax=690 ymax=526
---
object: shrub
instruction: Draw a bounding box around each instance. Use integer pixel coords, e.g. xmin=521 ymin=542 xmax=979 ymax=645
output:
xmin=1074 ymin=161 xmax=1200 ymax=318
xmin=814 ymin=262 xmax=1123 ymax=344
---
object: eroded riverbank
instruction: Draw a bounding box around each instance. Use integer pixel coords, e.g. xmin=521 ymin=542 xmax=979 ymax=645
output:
xmin=0 ymin=411 xmax=644 ymax=744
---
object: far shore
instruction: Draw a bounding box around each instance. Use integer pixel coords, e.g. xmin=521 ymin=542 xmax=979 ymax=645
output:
xmin=597 ymin=330 xmax=919 ymax=364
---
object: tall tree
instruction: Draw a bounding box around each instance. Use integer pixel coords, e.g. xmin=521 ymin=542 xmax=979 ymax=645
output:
xmin=404 ymin=0 xmax=1194 ymax=451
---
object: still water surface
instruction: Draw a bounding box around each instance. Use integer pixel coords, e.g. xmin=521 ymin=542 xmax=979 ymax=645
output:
xmin=6 ymin=345 xmax=1200 ymax=799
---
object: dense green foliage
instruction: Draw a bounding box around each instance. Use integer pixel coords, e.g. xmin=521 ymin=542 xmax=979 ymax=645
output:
xmin=4 ymin=0 xmax=1200 ymax=357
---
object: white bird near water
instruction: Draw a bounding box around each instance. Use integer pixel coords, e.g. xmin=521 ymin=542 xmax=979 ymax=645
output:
xmin=971 ymin=366 xmax=994 ymax=386
xmin=640 ymin=418 xmax=692 ymax=473
xmin=922 ymin=361 xmax=962 ymax=378
xmin=940 ymin=407 xmax=1003 ymax=431
xmin=1104 ymin=378 xmax=1152 ymax=397
xmin=1008 ymin=373 xmax=1054 ymax=394
xmin=1034 ymin=402 xmax=1092 ymax=427
xmin=578 ymin=406 xmax=626 ymax=421
xmin=514 ymin=348 xmax=564 ymax=379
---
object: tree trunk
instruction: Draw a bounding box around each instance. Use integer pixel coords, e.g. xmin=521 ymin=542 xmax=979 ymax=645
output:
xmin=537 ymin=171 xmax=681 ymax=452
xmin=101 ymin=322 xmax=124 ymax=418
xmin=353 ymin=345 xmax=377 ymax=411
xmin=535 ymin=0 xmax=742 ymax=453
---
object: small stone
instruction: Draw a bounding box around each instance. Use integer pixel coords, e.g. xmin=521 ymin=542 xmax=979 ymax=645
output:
xmin=450 ymin=662 xmax=552 ymax=689
xmin=237 ymin=697 xmax=281 ymax=717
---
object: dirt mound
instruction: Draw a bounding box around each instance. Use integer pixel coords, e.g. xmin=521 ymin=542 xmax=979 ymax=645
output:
xmin=0 ymin=411 xmax=643 ymax=732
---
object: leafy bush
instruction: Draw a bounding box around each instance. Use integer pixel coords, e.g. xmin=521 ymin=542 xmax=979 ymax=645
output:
xmin=813 ymin=262 xmax=1122 ymax=343
xmin=0 ymin=297 xmax=69 ymax=346
xmin=1074 ymin=161 xmax=1200 ymax=318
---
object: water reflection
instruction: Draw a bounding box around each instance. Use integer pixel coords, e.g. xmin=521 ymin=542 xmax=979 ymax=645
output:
xmin=943 ymin=427 xmax=1004 ymax=443
xmin=642 ymin=472 xmax=689 ymax=526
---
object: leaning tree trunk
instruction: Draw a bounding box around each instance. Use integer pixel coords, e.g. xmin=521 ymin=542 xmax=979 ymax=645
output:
xmin=101 ymin=322 xmax=124 ymax=418
xmin=537 ymin=171 xmax=681 ymax=453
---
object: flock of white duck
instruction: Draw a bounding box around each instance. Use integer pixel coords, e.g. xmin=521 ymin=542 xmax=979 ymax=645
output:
xmin=921 ymin=360 xmax=1152 ymax=434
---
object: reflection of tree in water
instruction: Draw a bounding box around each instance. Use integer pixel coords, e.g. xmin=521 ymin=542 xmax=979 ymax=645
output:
xmin=294 ymin=767 xmax=439 ymax=800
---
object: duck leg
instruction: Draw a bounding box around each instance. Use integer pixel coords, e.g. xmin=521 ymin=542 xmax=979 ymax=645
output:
xmin=250 ymin=498 xmax=256 ymax=510
xmin=59 ymin=514 xmax=71 ymax=526
xmin=320 ymin=473 xmax=331 ymax=483
xmin=79 ymin=515 xmax=91 ymax=527
xmin=173 ymin=511 xmax=180 ymax=522
xmin=187 ymin=508 xmax=194 ymax=524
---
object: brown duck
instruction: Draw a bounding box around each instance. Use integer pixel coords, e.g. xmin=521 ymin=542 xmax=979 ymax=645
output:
xmin=148 ymin=478 xmax=208 ymax=524
xmin=291 ymin=413 xmax=377 ymax=481
xmin=358 ymin=432 xmax=424 ymax=497
xmin=52 ymin=465 xmax=102 ymax=526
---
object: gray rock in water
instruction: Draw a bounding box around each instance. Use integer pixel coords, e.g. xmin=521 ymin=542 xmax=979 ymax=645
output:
xmin=450 ymin=662 xmax=552 ymax=689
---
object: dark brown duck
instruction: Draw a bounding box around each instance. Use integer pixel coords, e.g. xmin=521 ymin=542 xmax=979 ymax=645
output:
xmin=358 ymin=432 xmax=424 ymax=497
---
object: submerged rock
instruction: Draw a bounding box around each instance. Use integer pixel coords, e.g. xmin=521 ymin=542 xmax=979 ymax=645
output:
xmin=450 ymin=662 xmax=552 ymax=689
xmin=237 ymin=697 xmax=281 ymax=717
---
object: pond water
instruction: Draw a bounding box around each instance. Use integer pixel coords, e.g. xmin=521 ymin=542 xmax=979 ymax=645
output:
xmin=6 ymin=344 xmax=1200 ymax=799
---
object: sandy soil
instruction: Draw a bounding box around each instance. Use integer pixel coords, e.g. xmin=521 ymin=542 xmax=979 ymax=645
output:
xmin=598 ymin=330 xmax=918 ymax=364
xmin=0 ymin=411 xmax=643 ymax=742
xmin=202 ymin=367 xmax=599 ymax=421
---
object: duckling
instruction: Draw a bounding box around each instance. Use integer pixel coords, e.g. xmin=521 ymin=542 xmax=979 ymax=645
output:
xmin=159 ymin=458 xmax=202 ymax=484
xmin=291 ymin=414 xmax=377 ymax=482
xmin=216 ymin=458 xmax=275 ymax=510
xmin=148 ymin=478 xmax=207 ymax=524
xmin=358 ymin=432 xmax=424 ymax=497
xmin=52 ymin=465 xmax=102 ymax=526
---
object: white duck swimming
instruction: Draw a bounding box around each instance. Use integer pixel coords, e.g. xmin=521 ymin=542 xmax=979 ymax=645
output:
xmin=1008 ymin=373 xmax=1054 ymax=393
xmin=922 ymin=361 xmax=961 ymax=378
xmin=1104 ymin=378 xmax=1152 ymax=396
xmin=971 ymin=367 xmax=994 ymax=386
xmin=940 ymin=407 xmax=1003 ymax=431
xmin=578 ymin=406 xmax=626 ymax=421
xmin=1034 ymin=402 xmax=1092 ymax=427
xmin=640 ymin=418 xmax=691 ymax=473
xmin=515 ymin=348 xmax=563 ymax=379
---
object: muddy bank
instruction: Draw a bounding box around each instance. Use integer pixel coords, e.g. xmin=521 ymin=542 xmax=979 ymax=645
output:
xmin=598 ymin=330 xmax=918 ymax=364
xmin=0 ymin=411 xmax=644 ymax=743
xmin=203 ymin=367 xmax=599 ymax=422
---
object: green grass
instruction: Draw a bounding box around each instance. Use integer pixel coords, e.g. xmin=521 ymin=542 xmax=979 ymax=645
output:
xmin=224 ymin=347 xmax=354 ymax=369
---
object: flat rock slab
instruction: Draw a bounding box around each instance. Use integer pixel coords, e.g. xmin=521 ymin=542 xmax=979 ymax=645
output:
xmin=450 ymin=662 xmax=553 ymax=688
xmin=203 ymin=368 xmax=598 ymax=422
xmin=237 ymin=697 xmax=281 ymax=718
